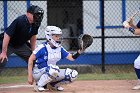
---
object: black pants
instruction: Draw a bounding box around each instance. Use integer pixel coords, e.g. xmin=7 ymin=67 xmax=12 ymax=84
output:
xmin=0 ymin=42 xmax=32 ymax=73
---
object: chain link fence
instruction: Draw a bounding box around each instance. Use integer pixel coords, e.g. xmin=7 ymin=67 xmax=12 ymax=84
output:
xmin=0 ymin=0 xmax=140 ymax=75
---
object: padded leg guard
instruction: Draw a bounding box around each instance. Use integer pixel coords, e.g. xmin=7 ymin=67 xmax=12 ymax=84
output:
xmin=37 ymin=73 xmax=52 ymax=87
xmin=50 ymin=68 xmax=78 ymax=87
xmin=33 ymin=64 xmax=60 ymax=87
xmin=33 ymin=64 xmax=59 ymax=81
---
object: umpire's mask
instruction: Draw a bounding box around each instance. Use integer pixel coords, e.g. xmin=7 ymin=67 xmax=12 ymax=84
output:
xmin=27 ymin=5 xmax=44 ymax=26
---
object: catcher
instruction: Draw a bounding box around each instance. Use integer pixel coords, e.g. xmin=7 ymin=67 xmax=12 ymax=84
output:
xmin=123 ymin=17 xmax=140 ymax=90
xmin=28 ymin=26 xmax=93 ymax=92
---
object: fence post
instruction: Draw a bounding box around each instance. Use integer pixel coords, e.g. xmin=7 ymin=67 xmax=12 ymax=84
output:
xmin=3 ymin=0 xmax=7 ymax=32
xmin=100 ymin=0 xmax=105 ymax=73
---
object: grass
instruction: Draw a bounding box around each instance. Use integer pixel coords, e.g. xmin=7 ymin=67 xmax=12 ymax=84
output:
xmin=78 ymin=72 xmax=137 ymax=80
xmin=0 ymin=72 xmax=137 ymax=84
xmin=0 ymin=65 xmax=137 ymax=84
xmin=0 ymin=76 xmax=27 ymax=84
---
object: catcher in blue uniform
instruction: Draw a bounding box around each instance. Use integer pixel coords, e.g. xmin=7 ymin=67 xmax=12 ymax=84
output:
xmin=28 ymin=26 xmax=93 ymax=92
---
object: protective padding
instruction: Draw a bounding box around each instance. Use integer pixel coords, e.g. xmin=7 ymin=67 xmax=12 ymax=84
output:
xmin=33 ymin=64 xmax=59 ymax=86
xmin=37 ymin=73 xmax=52 ymax=87
xmin=47 ymin=64 xmax=60 ymax=78
xmin=49 ymin=68 xmax=78 ymax=87
xmin=65 ymin=68 xmax=78 ymax=82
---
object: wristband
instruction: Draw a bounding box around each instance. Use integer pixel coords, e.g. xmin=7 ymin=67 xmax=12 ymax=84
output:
xmin=129 ymin=27 xmax=135 ymax=34
xmin=72 ymin=51 xmax=80 ymax=59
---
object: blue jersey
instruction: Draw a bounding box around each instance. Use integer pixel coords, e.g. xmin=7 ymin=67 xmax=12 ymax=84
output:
xmin=137 ymin=21 xmax=140 ymax=28
xmin=33 ymin=42 xmax=69 ymax=69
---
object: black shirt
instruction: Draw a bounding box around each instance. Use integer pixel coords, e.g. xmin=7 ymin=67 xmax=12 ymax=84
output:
xmin=5 ymin=14 xmax=39 ymax=47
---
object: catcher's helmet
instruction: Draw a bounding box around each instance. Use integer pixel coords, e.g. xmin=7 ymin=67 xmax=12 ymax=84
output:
xmin=27 ymin=5 xmax=44 ymax=26
xmin=45 ymin=26 xmax=62 ymax=47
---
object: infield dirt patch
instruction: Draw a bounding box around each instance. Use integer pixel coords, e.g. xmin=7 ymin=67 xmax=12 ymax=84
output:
xmin=0 ymin=80 xmax=140 ymax=93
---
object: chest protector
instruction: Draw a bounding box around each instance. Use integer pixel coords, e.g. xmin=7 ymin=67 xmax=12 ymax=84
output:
xmin=45 ymin=44 xmax=61 ymax=65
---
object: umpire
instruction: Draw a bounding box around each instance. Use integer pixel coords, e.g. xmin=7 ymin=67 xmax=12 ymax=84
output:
xmin=0 ymin=5 xmax=44 ymax=73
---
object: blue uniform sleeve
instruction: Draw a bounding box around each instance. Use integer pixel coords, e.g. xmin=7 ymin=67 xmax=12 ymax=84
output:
xmin=61 ymin=47 xmax=69 ymax=59
xmin=33 ymin=44 xmax=48 ymax=67
xmin=137 ymin=21 xmax=140 ymax=28
xmin=33 ymin=45 xmax=46 ymax=59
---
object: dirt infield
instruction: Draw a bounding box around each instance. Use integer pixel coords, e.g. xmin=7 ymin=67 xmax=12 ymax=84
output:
xmin=0 ymin=80 xmax=140 ymax=93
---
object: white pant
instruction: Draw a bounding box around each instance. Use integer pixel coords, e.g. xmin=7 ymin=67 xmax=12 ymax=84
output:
xmin=32 ymin=65 xmax=78 ymax=86
xmin=32 ymin=66 xmax=47 ymax=81
xmin=134 ymin=55 xmax=140 ymax=69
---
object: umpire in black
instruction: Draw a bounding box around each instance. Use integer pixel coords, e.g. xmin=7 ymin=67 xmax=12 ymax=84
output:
xmin=0 ymin=5 xmax=44 ymax=72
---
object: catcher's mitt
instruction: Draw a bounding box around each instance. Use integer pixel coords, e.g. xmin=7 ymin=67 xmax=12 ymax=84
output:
xmin=78 ymin=34 xmax=93 ymax=51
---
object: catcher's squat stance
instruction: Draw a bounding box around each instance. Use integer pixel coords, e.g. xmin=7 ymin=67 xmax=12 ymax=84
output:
xmin=28 ymin=26 xmax=93 ymax=92
xmin=123 ymin=17 xmax=140 ymax=90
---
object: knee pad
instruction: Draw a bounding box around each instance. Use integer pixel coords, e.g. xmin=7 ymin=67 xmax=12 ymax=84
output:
xmin=46 ymin=64 xmax=60 ymax=78
xmin=64 ymin=68 xmax=78 ymax=83
xmin=49 ymin=68 xmax=78 ymax=86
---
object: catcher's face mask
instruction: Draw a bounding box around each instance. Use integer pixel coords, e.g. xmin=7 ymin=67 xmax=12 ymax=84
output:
xmin=45 ymin=26 xmax=62 ymax=47
xmin=52 ymin=34 xmax=63 ymax=45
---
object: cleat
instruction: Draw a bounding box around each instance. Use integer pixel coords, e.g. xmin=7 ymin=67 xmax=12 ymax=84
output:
xmin=132 ymin=84 xmax=140 ymax=90
xmin=38 ymin=86 xmax=46 ymax=92
xmin=46 ymin=83 xmax=64 ymax=91
xmin=57 ymin=86 xmax=64 ymax=91
xmin=34 ymin=84 xmax=45 ymax=92
xmin=132 ymin=81 xmax=140 ymax=90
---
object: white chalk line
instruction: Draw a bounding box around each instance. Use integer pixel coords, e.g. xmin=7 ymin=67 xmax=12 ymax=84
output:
xmin=0 ymin=85 xmax=34 ymax=89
